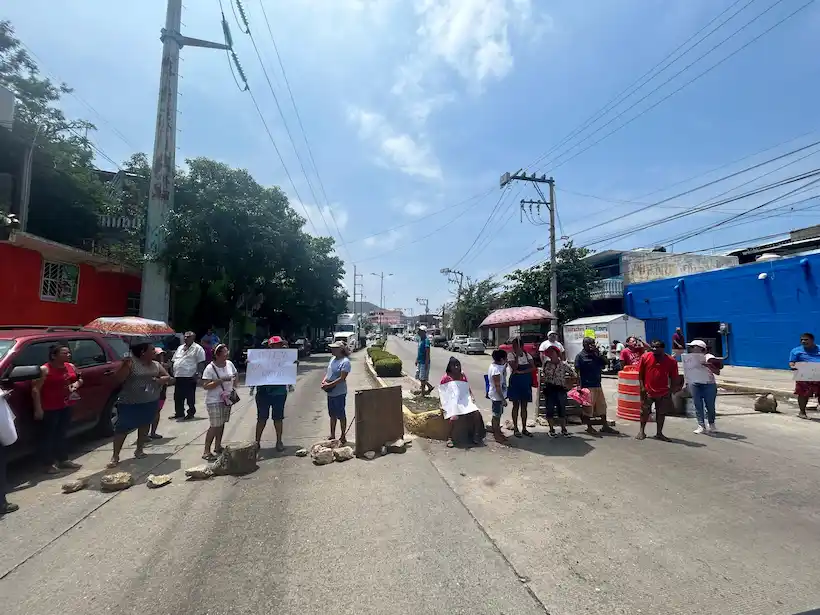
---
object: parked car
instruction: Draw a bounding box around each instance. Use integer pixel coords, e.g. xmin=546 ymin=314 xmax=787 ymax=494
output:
xmin=499 ymin=332 xmax=544 ymax=366
xmin=315 ymin=336 xmax=332 ymax=353
xmin=293 ymin=338 xmax=311 ymax=358
xmin=462 ymin=338 xmax=486 ymax=355
xmin=449 ymin=335 xmax=468 ymax=352
xmin=0 ymin=326 xmax=132 ymax=460
xmin=432 ymin=334 xmax=448 ymax=348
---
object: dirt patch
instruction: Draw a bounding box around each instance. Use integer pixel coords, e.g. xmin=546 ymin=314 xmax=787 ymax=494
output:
xmin=403 ymin=395 xmax=441 ymax=414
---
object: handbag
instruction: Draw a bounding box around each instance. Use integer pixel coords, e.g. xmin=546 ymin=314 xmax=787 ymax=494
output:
xmin=213 ymin=363 xmax=240 ymax=406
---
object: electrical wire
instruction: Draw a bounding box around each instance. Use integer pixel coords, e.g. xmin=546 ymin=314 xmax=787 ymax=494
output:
xmin=521 ymin=0 xmax=756 ymax=173
xmin=535 ymin=0 xmax=815 ymax=176
xmin=448 ymin=185 xmax=516 ymax=269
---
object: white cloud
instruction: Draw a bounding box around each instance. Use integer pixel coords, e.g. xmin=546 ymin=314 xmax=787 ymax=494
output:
xmin=348 ymin=107 xmax=442 ymax=180
xmin=363 ymin=229 xmax=404 ymax=249
xmin=402 ymin=201 xmax=430 ymax=216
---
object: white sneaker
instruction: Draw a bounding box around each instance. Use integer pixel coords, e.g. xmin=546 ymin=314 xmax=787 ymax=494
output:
xmin=706 ymin=423 xmax=716 ymax=434
xmin=694 ymin=424 xmax=705 ymax=434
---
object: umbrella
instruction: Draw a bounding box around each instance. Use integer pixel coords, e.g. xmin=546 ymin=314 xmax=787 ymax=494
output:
xmin=85 ymin=316 xmax=175 ymax=337
xmin=479 ymin=306 xmax=555 ymax=328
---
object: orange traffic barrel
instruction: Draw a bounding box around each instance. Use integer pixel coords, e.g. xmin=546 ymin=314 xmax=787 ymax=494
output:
xmin=617 ymin=365 xmax=650 ymax=422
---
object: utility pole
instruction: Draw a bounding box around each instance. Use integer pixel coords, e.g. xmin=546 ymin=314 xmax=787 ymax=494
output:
xmin=416 ymin=297 xmax=429 ymax=315
xmin=141 ymin=0 xmax=229 ymax=322
xmin=353 ymin=266 xmax=363 ymax=325
xmin=370 ymin=272 xmax=392 ymax=328
xmin=500 ymin=170 xmax=558 ymax=327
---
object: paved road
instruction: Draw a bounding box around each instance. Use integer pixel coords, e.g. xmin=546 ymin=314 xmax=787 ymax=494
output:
xmin=388 ymin=336 xmax=820 ymax=615
xmin=1 ymin=354 xmax=545 ymax=615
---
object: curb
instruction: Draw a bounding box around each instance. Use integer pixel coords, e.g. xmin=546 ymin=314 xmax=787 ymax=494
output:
xmin=716 ymin=380 xmax=794 ymax=401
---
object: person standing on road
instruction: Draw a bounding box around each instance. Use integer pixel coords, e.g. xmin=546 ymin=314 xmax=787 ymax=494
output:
xmin=575 ymin=337 xmax=620 ymax=437
xmin=31 ymin=342 xmax=83 ymax=474
xmin=415 ymin=325 xmax=433 ymax=396
xmin=789 ymin=332 xmax=820 ymax=420
xmin=507 ymin=337 xmax=536 ymax=438
xmin=538 ymin=330 xmax=566 ymax=362
xmin=148 ymin=348 xmax=173 ymax=441
xmin=109 ymin=343 xmax=171 ymax=468
xmin=202 ymin=344 xmax=238 ymax=461
xmin=487 ymin=349 xmax=509 ymax=443
xmin=322 ymin=342 xmax=351 ymax=444
xmin=637 ymin=340 xmax=679 ymax=442
xmin=682 ymin=339 xmax=722 ymax=434
xmin=171 ymin=331 xmax=206 ymax=420
xmin=620 ymin=336 xmax=648 ymax=367
xmin=201 ymin=327 xmax=220 ymax=363
xmin=254 ymin=336 xmax=294 ymax=454
xmin=541 ymin=345 xmax=575 ymax=437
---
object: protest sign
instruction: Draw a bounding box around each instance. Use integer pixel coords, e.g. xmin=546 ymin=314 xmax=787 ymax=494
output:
xmin=794 ymin=362 xmax=820 ymax=382
xmin=245 ymin=349 xmax=298 ymax=386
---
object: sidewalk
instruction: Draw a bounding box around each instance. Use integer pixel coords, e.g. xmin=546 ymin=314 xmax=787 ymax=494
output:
xmin=715 ymin=365 xmax=798 ymax=400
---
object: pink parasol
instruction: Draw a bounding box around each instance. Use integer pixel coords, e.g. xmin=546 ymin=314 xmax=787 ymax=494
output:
xmin=85 ymin=316 xmax=175 ymax=336
xmin=479 ymin=306 xmax=555 ymax=328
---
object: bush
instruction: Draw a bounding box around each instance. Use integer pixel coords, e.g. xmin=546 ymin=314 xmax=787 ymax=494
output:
xmin=374 ymin=357 xmax=403 ymax=377
xmin=367 ymin=347 xmax=388 ymax=360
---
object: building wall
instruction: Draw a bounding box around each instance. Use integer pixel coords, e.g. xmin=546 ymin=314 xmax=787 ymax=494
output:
xmin=622 ymin=252 xmax=739 ymax=285
xmin=624 ymin=254 xmax=820 ymax=369
xmin=0 ymin=243 xmax=141 ymax=326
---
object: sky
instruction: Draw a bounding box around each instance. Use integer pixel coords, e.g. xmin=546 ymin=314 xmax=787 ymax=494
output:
xmin=5 ymin=0 xmax=820 ymax=315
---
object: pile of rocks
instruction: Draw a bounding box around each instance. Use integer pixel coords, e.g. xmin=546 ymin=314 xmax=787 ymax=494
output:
xmin=309 ymin=439 xmax=355 ymax=465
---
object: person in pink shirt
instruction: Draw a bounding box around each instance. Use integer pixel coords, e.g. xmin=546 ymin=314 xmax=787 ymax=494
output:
xmin=620 ymin=336 xmax=648 ymax=367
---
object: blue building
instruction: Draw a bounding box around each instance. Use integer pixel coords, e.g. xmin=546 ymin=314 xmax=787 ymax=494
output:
xmin=624 ymin=253 xmax=820 ymax=370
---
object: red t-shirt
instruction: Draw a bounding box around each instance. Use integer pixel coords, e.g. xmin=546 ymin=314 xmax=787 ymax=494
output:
xmin=40 ymin=363 xmax=79 ymax=411
xmin=638 ymin=352 xmax=679 ymax=397
xmin=620 ymin=346 xmax=645 ymax=366
xmin=440 ymin=373 xmax=468 ymax=385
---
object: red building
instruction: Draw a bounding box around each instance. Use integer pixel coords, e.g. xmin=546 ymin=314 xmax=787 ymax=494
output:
xmin=0 ymin=232 xmax=141 ymax=326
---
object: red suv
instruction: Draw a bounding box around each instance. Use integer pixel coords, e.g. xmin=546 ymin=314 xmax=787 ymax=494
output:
xmin=0 ymin=326 xmax=131 ymax=459
xmin=499 ymin=333 xmax=545 ymax=366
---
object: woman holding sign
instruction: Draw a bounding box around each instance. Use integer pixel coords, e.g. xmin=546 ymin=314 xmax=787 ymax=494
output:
xmin=440 ymin=357 xmax=484 ymax=447
xmin=682 ymin=340 xmax=722 ymax=434
xmin=254 ymin=336 xmax=293 ymax=454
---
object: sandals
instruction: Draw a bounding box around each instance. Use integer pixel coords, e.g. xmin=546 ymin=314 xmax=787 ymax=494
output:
xmin=548 ymin=430 xmax=558 ymax=438
xmin=446 ymin=439 xmax=455 ymax=448
xmin=561 ymin=430 xmax=572 ymax=437
xmin=106 ymin=459 xmax=119 ymax=469
xmin=134 ymin=449 xmax=148 ymax=459
xmin=202 ymin=453 xmax=217 ymax=462
xmin=513 ymin=430 xmax=523 ymax=438
xmin=522 ymin=429 xmax=534 ymax=438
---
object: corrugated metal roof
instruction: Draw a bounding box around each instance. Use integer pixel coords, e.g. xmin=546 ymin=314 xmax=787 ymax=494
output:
xmin=564 ymin=314 xmax=629 ymax=326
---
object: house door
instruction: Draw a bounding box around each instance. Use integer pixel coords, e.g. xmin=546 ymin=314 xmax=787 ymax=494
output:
xmin=643 ymin=317 xmax=669 ymax=349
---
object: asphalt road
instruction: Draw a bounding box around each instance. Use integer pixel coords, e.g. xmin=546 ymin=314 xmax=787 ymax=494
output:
xmin=1 ymin=353 xmax=545 ymax=615
xmin=387 ymin=336 xmax=820 ymax=615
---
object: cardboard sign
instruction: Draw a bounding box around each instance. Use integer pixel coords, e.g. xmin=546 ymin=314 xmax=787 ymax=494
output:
xmin=245 ymin=349 xmax=298 ymax=386
xmin=439 ymin=380 xmax=480 ymax=419
xmin=794 ymin=362 xmax=820 ymax=382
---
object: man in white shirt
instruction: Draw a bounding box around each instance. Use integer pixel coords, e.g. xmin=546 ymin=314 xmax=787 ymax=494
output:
xmin=538 ymin=331 xmax=566 ymax=362
xmin=171 ymin=331 xmax=206 ymax=420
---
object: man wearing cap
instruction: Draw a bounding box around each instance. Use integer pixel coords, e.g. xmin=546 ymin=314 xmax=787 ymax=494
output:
xmin=789 ymin=332 xmax=820 ymax=419
xmin=171 ymin=331 xmax=206 ymax=420
xmin=254 ymin=336 xmax=292 ymax=453
xmin=539 ymin=331 xmax=566 ymax=362
xmin=415 ymin=325 xmax=433 ymax=396
xmin=682 ymin=340 xmax=722 ymax=434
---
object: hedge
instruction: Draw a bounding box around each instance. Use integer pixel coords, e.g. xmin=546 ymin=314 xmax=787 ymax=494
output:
xmin=374 ymin=357 xmax=403 ymax=377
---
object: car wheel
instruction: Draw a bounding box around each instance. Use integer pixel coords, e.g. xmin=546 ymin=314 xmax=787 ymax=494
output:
xmin=94 ymin=392 xmax=119 ymax=437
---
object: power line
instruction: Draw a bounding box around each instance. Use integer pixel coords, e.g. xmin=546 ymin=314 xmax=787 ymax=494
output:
xmin=522 ymin=0 xmax=756 ymax=173
xmin=449 ymin=185 xmax=518 ymax=269
xmin=231 ymin=0 xmax=349 ymax=256
xmin=535 ymin=0 xmax=814 ymax=175
xmin=253 ymin=0 xmax=349 ymax=254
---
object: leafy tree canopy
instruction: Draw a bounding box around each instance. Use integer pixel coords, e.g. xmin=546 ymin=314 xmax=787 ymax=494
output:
xmin=503 ymin=242 xmax=598 ymax=323
xmin=0 ymin=20 xmax=109 ymax=246
xmin=452 ymin=278 xmax=500 ymax=335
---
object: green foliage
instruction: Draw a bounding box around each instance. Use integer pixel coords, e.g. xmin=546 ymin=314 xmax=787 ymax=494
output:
xmin=374 ymin=356 xmax=403 ymax=377
xmin=503 ymin=242 xmax=597 ymax=322
xmin=0 ymin=20 xmax=110 ymax=247
xmin=452 ymin=278 xmax=500 ymax=334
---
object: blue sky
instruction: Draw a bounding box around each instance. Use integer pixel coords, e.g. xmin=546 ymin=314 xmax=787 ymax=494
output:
xmin=6 ymin=0 xmax=820 ymax=314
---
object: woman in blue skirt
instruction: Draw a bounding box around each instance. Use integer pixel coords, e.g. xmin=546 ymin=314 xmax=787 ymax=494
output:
xmin=506 ymin=337 xmax=536 ymax=438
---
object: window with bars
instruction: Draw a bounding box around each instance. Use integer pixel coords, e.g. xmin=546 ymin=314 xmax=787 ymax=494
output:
xmin=126 ymin=292 xmax=141 ymax=316
xmin=40 ymin=261 xmax=80 ymax=303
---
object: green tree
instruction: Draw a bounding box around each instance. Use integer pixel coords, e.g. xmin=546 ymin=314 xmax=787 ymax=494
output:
xmin=0 ymin=20 xmax=110 ymax=247
xmin=452 ymin=278 xmax=500 ymax=334
xmin=503 ymin=242 xmax=598 ymax=322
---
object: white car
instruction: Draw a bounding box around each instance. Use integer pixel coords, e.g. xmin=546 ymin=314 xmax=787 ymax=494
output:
xmin=462 ymin=338 xmax=486 ymax=354
xmin=449 ymin=335 xmax=468 ymax=352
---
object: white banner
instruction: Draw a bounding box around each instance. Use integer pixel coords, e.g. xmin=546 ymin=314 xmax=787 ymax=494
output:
xmin=245 ymin=349 xmax=298 ymax=386
xmin=794 ymin=362 xmax=820 ymax=382
xmin=439 ymin=380 xmax=480 ymax=420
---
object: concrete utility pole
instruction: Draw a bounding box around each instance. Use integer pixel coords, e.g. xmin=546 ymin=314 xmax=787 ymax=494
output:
xmin=141 ymin=0 xmax=228 ymax=322
xmin=353 ymin=266 xmax=363 ymax=325
xmin=416 ymin=297 xmax=429 ymax=315
xmin=371 ymin=272 xmax=392 ymax=327
xmin=500 ymin=170 xmax=558 ymax=326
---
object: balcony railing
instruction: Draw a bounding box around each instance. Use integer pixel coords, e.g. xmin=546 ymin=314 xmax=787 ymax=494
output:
xmin=589 ymin=276 xmax=623 ymax=300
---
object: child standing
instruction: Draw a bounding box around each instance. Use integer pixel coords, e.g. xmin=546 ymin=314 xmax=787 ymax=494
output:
xmin=487 ymin=349 xmax=508 ymax=443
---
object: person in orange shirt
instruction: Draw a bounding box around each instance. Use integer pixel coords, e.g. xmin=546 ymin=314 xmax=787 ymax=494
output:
xmin=637 ymin=339 xmax=680 ymax=441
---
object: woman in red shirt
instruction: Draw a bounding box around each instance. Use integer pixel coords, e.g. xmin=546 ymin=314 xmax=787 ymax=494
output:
xmin=31 ymin=342 xmax=83 ymax=474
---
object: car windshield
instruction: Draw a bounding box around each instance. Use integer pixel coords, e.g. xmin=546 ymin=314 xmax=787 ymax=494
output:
xmin=0 ymin=339 xmax=14 ymax=361
xmin=467 ymin=338 xmax=481 ymax=343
